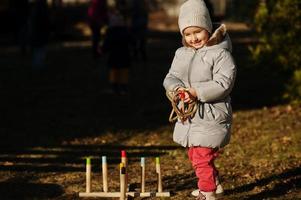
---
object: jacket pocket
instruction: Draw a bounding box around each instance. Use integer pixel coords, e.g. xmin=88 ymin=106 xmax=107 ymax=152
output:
xmin=173 ymin=121 xmax=190 ymax=147
xmin=193 ymin=101 xmax=232 ymax=124
xmin=211 ymin=101 xmax=232 ymax=124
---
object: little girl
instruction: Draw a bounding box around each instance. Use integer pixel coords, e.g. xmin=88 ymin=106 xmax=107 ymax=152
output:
xmin=163 ymin=0 xmax=236 ymax=199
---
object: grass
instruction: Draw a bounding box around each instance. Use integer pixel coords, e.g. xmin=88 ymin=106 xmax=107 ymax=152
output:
xmin=0 ymin=16 xmax=300 ymax=199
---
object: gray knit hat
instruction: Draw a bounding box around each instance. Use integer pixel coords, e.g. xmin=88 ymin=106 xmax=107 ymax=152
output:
xmin=178 ymin=0 xmax=212 ymax=35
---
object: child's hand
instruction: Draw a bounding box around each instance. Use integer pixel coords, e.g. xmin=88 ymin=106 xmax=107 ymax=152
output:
xmin=188 ymin=88 xmax=197 ymax=99
xmin=175 ymin=87 xmax=186 ymax=101
xmin=176 ymin=87 xmax=197 ymax=103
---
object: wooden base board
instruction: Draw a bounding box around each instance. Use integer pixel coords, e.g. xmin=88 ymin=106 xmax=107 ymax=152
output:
xmin=79 ymin=191 xmax=171 ymax=198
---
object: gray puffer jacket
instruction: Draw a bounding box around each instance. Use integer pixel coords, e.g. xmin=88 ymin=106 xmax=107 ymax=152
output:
xmin=163 ymin=34 xmax=236 ymax=148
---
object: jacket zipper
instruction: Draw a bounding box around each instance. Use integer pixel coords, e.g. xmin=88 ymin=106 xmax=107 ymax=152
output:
xmin=186 ymin=50 xmax=197 ymax=146
xmin=187 ymin=50 xmax=197 ymax=87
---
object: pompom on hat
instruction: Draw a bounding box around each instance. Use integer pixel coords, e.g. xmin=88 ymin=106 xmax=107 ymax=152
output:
xmin=178 ymin=0 xmax=213 ymax=35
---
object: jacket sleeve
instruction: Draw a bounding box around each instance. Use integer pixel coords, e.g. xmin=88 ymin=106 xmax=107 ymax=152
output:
xmin=163 ymin=50 xmax=185 ymax=91
xmin=194 ymin=49 xmax=236 ymax=102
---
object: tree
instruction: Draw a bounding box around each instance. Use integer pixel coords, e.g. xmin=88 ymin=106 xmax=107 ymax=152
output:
xmin=251 ymin=0 xmax=301 ymax=101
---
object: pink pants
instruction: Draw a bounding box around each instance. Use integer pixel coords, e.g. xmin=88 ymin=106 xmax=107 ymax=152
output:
xmin=188 ymin=147 xmax=219 ymax=192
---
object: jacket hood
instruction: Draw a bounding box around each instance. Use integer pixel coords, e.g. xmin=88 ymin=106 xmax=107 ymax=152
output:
xmin=202 ymin=33 xmax=232 ymax=53
xmin=203 ymin=23 xmax=232 ymax=52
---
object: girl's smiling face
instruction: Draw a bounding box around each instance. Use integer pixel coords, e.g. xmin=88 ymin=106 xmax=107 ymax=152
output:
xmin=183 ymin=26 xmax=209 ymax=49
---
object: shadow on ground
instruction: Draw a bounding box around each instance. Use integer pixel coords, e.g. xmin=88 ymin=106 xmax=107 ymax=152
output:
xmin=0 ymin=144 xmax=180 ymax=172
xmin=226 ymin=167 xmax=301 ymax=199
xmin=0 ymin=177 xmax=64 ymax=200
xmin=0 ymin=27 xmax=288 ymax=148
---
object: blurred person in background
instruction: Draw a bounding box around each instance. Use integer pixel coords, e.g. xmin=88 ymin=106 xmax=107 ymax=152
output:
xmin=129 ymin=0 xmax=149 ymax=62
xmin=10 ymin=0 xmax=30 ymax=55
xmin=102 ymin=6 xmax=131 ymax=95
xmin=87 ymin=0 xmax=109 ymax=59
xmin=28 ymin=0 xmax=50 ymax=69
